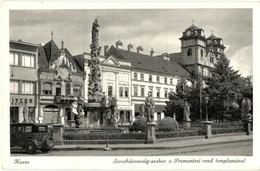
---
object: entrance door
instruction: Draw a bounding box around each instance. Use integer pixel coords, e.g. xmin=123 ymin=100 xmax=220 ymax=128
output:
xmin=10 ymin=107 xmax=19 ymax=123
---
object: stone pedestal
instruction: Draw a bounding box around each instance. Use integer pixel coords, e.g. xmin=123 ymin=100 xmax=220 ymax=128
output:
xmin=145 ymin=121 xmax=158 ymax=144
xmin=201 ymin=121 xmax=214 ymax=139
xmin=84 ymin=103 xmax=104 ymax=128
xmin=183 ymin=120 xmax=191 ymax=129
xmin=246 ymin=121 xmax=253 ymax=135
xmin=52 ymin=124 xmax=64 ymax=145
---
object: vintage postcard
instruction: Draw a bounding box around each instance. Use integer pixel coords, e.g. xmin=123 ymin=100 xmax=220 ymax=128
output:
xmin=1 ymin=1 xmax=260 ymax=170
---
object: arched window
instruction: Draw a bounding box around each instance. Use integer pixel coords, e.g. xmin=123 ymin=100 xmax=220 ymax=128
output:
xmin=187 ymin=48 xmax=192 ymax=56
xmin=42 ymin=82 xmax=52 ymax=95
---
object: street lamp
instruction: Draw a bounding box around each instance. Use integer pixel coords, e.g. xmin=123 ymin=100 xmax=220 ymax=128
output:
xmin=205 ymin=95 xmax=209 ymax=121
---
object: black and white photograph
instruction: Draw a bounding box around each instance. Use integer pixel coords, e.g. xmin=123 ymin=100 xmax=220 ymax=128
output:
xmin=1 ymin=1 xmax=260 ymax=170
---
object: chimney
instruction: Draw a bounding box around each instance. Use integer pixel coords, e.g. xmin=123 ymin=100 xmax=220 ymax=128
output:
xmin=116 ymin=40 xmax=123 ymax=49
xmin=162 ymin=53 xmax=170 ymax=61
xmin=150 ymin=48 xmax=154 ymax=56
xmin=104 ymin=45 xmax=109 ymax=56
xmin=137 ymin=46 xmax=143 ymax=54
xmin=128 ymin=44 xmax=133 ymax=51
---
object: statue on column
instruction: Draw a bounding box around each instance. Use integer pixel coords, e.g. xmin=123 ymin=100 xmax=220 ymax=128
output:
xmin=183 ymin=100 xmax=191 ymax=121
xmin=88 ymin=17 xmax=103 ymax=103
xmin=145 ymin=91 xmax=155 ymax=122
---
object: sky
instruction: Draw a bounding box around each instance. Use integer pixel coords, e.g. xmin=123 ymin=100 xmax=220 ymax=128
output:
xmin=9 ymin=9 xmax=252 ymax=77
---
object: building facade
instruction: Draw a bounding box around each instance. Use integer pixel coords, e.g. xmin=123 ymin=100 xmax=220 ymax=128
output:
xmin=10 ymin=40 xmax=39 ymax=123
xmin=105 ymin=41 xmax=190 ymax=123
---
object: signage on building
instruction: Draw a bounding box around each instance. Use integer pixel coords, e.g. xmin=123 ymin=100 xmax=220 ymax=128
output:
xmin=10 ymin=97 xmax=34 ymax=106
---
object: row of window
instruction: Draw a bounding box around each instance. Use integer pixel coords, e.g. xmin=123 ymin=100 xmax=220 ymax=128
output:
xmin=10 ymin=80 xmax=35 ymax=94
xmin=133 ymin=73 xmax=174 ymax=84
xmin=133 ymin=86 xmax=174 ymax=98
xmin=10 ymin=51 xmax=36 ymax=68
xmin=42 ymin=82 xmax=82 ymax=96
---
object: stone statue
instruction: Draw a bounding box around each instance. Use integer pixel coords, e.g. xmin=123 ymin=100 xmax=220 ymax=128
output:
xmin=183 ymin=101 xmax=191 ymax=121
xmin=145 ymin=91 xmax=155 ymax=122
xmin=92 ymin=18 xmax=99 ymax=42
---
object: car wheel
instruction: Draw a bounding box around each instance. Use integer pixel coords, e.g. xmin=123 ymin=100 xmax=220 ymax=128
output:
xmin=40 ymin=148 xmax=50 ymax=153
xmin=24 ymin=141 xmax=37 ymax=154
xmin=44 ymin=135 xmax=54 ymax=148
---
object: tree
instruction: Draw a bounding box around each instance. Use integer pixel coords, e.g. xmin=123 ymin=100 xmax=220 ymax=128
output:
xmin=164 ymin=78 xmax=191 ymax=122
xmin=205 ymin=54 xmax=241 ymax=121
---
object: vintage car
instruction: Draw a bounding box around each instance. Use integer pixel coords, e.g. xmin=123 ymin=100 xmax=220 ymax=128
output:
xmin=10 ymin=123 xmax=54 ymax=154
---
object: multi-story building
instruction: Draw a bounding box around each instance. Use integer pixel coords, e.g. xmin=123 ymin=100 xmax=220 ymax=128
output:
xmin=105 ymin=41 xmax=190 ymax=122
xmin=73 ymin=52 xmax=133 ymax=126
xmin=10 ymin=40 xmax=39 ymax=123
xmin=37 ymin=39 xmax=85 ymax=125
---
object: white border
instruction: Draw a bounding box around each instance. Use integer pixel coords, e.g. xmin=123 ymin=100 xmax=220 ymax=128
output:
xmin=1 ymin=1 xmax=260 ymax=170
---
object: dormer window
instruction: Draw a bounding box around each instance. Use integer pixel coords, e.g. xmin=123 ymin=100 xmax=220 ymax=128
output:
xmin=187 ymin=48 xmax=192 ymax=56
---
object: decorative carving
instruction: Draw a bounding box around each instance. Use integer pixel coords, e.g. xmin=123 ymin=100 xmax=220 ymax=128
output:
xmin=88 ymin=18 xmax=103 ymax=103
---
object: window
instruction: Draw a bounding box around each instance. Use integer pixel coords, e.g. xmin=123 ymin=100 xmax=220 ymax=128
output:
xmin=134 ymin=86 xmax=138 ymax=96
xmin=140 ymin=74 xmax=144 ymax=81
xmin=156 ymin=76 xmax=160 ymax=83
xmin=164 ymin=77 xmax=167 ymax=84
xmin=10 ymin=80 xmax=19 ymax=94
xmin=108 ymin=86 xmax=113 ymax=96
xmin=134 ymin=73 xmax=137 ymax=80
xmin=156 ymin=88 xmax=160 ymax=98
xmin=10 ymin=52 xmax=19 ymax=66
xmin=140 ymin=87 xmax=145 ymax=96
xmin=21 ymin=81 xmax=34 ymax=94
xmin=65 ymin=84 xmax=70 ymax=96
xmin=42 ymin=82 xmax=52 ymax=95
xmin=210 ymin=56 xmax=214 ymax=63
xmin=149 ymin=75 xmax=152 ymax=82
xmin=187 ymin=48 xmax=192 ymax=56
xmin=170 ymin=78 xmax=173 ymax=85
xmin=200 ymin=49 xmax=203 ymax=60
xmin=56 ymin=84 xmax=61 ymax=96
xmin=73 ymin=85 xmax=81 ymax=96
xmin=119 ymin=86 xmax=123 ymax=97
xmin=164 ymin=89 xmax=168 ymax=98
xmin=125 ymin=87 xmax=129 ymax=97
xmin=21 ymin=53 xmax=35 ymax=68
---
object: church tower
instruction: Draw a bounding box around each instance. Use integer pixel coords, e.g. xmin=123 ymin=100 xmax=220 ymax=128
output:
xmin=206 ymin=33 xmax=225 ymax=59
xmin=179 ymin=23 xmax=206 ymax=73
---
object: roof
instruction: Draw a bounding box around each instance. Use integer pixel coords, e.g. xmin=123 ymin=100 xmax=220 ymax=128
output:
xmin=10 ymin=40 xmax=39 ymax=52
xmin=38 ymin=40 xmax=83 ymax=72
xmin=169 ymin=52 xmax=182 ymax=63
xmin=185 ymin=24 xmax=200 ymax=31
xmin=207 ymin=34 xmax=219 ymax=40
xmin=73 ymin=53 xmax=85 ymax=71
xmin=43 ymin=40 xmax=61 ymax=63
xmin=106 ymin=46 xmax=190 ymax=77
